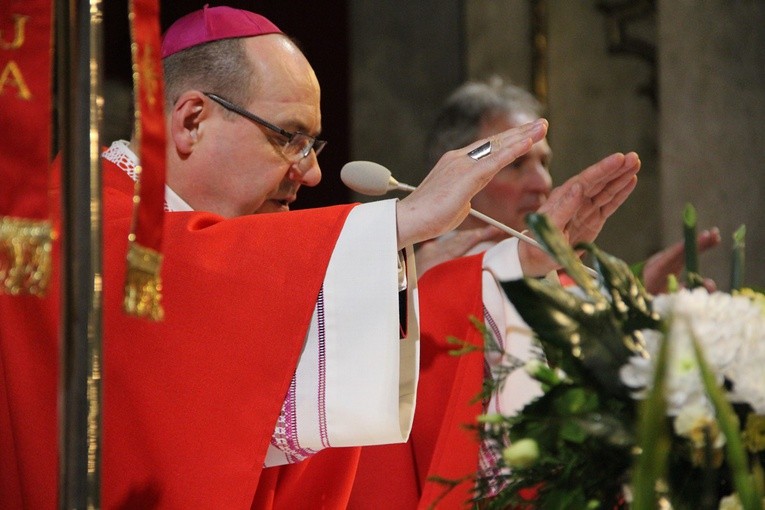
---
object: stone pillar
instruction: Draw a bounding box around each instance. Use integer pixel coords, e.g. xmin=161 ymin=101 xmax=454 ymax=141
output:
xmin=659 ymin=0 xmax=765 ymax=289
xmin=467 ymin=2 xmax=660 ymax=266
xmin=349 ymin=0 xmax=464 ymax=195
xmin=465 ymin=1 xmax=533 ymax=89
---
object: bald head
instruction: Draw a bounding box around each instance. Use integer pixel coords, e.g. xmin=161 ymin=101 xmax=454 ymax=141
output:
xmin=243 ymin=35 xmax=320 ymax=114
xmin=163 ymin=32 xmax=323 ymax=218
xmin=159 ymin=6 xmax=325 ymax=218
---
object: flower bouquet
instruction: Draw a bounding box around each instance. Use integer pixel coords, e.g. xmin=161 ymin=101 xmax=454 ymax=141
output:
xmin=476 ymin=208 xmax=765 ymax=509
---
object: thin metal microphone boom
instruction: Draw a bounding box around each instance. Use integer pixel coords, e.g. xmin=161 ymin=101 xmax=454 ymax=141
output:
xmin=386 ymin=180 xmax=543 ymax=249
xmin=341 ymin=160 xmax=598 ymax=278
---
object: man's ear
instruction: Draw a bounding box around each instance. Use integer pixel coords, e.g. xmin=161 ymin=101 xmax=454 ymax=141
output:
xmin=169 ymin=91 xmax=208 ymax=155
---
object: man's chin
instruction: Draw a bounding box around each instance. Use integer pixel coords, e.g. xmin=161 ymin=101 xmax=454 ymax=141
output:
xmin=255 ymin=200 xmax=290 ymax=214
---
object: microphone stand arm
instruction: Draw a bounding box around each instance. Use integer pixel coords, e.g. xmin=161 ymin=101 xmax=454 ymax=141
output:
xmin=390 ymin=179 xmax=598 ymax=278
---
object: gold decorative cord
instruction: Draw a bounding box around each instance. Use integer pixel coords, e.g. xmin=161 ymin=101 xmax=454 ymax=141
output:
xmin=0 ymin=216 xmax=53 ymax=295
xmin=122 ymin=0 xmax=165 ymax=321
xmin=124 ymin=239 xmax=164 ymax=321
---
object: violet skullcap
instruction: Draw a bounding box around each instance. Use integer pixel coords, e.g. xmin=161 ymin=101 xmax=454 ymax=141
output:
xmin=161 ymin=4 xmax=282 ymax=58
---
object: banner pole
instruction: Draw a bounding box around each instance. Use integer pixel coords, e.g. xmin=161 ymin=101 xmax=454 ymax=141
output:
xmin=56 ymin=0 xmax=104 ymax=507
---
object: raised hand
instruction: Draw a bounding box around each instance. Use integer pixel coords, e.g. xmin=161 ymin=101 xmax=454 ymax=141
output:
xmin=395 ymin=119 xmax=548 ymax=249
xmin=518 ymin=151 xmax=641 ymax=276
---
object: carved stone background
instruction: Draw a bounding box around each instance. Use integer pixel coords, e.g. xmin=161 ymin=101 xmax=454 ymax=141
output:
xmin=102 ymin=1 xmax=764 ymax=289
xmin=658 ymin=0 xmax=764 ymax=290
xmin=352 ymin=0 xmax=764 ymax=289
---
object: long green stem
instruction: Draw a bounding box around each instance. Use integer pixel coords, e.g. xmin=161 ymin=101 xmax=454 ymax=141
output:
xmin=632 ymin=322 xmax=671 ymax=510
xmin=683 ymin=203 xmax=702 ymax=288
xmin=689 ymin=321 xmax=762 ymax=509
xmin=730 ymin=225 xmax=746 ymax=291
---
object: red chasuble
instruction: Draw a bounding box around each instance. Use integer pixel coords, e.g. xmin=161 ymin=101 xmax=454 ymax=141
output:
xmin=252 ymin=447 xmax=363 ymax=509
xmin=349 ymin=253 xmax=486 ymax=509
xmin=0 ymin=157 xmax=355 ymax=509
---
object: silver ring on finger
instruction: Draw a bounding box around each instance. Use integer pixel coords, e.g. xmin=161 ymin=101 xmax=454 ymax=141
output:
xmin=467 ymin=141 xmax=492 ymax=161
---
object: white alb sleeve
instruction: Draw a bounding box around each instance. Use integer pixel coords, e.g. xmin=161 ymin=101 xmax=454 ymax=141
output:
xmin=264 ymin=199 xmax=419 ymax=466
xmin=480 ymin=238 xmax=543 ymax=417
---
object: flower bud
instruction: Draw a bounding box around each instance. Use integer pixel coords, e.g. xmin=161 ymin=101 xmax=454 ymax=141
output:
xmin=477 ymin=413 xmax=504 ymax=425
xmin=525 ymin=360 xmax=559 ymax=387
xmin=502 ymin=438 xmax=539 ymax=469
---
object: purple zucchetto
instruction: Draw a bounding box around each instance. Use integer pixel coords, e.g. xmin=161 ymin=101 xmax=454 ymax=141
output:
xmin=161 ymin=4 xmax=282 ymax=58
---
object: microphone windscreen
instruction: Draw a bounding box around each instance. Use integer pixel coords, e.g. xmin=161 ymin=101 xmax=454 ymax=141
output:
xmin=340 ymin=161 xmax=393 ymax=196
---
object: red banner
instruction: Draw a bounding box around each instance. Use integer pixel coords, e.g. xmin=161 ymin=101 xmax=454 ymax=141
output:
xmin=123 ymin=0 xmax=166 ymax=320
xmin=0 ymin=0 xmax=53 ymax=295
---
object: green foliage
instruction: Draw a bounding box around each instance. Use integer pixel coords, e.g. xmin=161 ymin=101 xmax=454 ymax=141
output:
xmin=484 ymin=212 xmax=763 ymax=509
xmin=488 ymin=213 xmax=655 ymax=508
xmin=434 ymin=209 xmax=762 ymax=509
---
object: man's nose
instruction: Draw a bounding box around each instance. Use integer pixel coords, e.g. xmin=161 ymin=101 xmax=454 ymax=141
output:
xmin=289 ymin=155 xmax=322 ymax=187
xmin=526 ymin=162 xmax=552 ymax=192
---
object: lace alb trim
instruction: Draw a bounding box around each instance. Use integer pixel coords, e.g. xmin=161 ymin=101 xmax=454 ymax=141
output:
xmin=102 ymin=140 xmax=177 ymax=211
xmin=102 ymin=140 xmax=140 ymax=182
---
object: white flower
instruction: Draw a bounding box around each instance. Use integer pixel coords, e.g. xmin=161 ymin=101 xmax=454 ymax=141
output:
xmin=721 ymin=300 xmax=765 ymax=413
xmin=621 ymin=319 xmax=713 ymax=416
xmin=717 ymin=493 xmax=765 ymax=510
xmin=728 ymin=365 xmax=765 ymax=413
xmin=718 ymin=494 xmax=743 ymax=510
xmin=620 ymin=289 xmax=765 ymax=416
xmin=673 ymin=401 xmax=725 ymax=449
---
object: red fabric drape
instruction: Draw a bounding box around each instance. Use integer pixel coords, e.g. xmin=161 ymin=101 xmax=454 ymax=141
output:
xmin=0 ymin=0 xmax=52 ymax=220
xmin=0 ymin=158 xmax=355 ymax=509
xmin=350 ymin=253 xmax=486 ymax=509
xmin=128 ymin=0 xmax=166 ymax=254
xmin=0 ymin=0 xmax=54 ymax=296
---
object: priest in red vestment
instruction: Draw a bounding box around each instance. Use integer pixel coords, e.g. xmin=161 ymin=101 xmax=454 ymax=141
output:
xmin=0 ymin=5 xmax=554 ymax=509
xmin=348 ymin=78 xmax=718 ymax=509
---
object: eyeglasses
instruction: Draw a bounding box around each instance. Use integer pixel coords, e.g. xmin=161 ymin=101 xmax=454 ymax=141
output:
xmin=204 ymin=92 xmax=327 ymax=162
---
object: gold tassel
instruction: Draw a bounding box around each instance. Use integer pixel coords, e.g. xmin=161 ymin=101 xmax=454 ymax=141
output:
xmin=0 ymin=216 xmax=54 ymax=296
xmin=123 ymin=240 xmax=164 ymax=321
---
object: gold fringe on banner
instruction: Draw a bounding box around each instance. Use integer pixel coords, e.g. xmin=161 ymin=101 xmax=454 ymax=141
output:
xmin=123 ymin=0 xmax=166 ymax=321
xmin=0 ymin=216 xmax=53 ymax=296
xmin=123 ymin=236 xmax=164 ymax=321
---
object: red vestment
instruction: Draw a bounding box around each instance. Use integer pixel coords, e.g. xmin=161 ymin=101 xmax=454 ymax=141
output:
xmin=349 ymin=253 xmax=486 ymax=509
xmin=0 ymin=157 xmax=356 ymax=509
xmin=252 ymin=447 xmax=362 ymax=509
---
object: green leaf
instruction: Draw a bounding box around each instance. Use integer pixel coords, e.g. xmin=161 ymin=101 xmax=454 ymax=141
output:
xmin=500 ymin=213 xmax=660 ymax=397
xmin=554 ymin=387 xmax=599 ymax=415
xmin=445 ymin=335 xmax=479 ymax=356
xmin=629 ymin=259 xmax=647 ymax=281
xmin=546 ymin=487 xmax=588 ymax=510
xmin=560 ymin=420 xmax=588 ymax=443
xmin=525 ymin=212 xmax=603 ymax=299
xmin=683 ymin=203 xmax=700 ymax=286
xmin=581 ymin=242 xmax=660 ymax=334
xmin=683 ymin=202 xmax=697 ymax=227
xmin=575 ymin=412 xmax=634 ymax=447
xmin=501 ymin=277 xmax=633 ymax=396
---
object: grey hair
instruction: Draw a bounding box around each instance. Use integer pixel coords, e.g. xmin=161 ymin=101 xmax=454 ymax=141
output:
xmin=162 ymin=37 xmax=257 ymax=113
xmin=425 ymin=76 xmax=544 ymax=167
